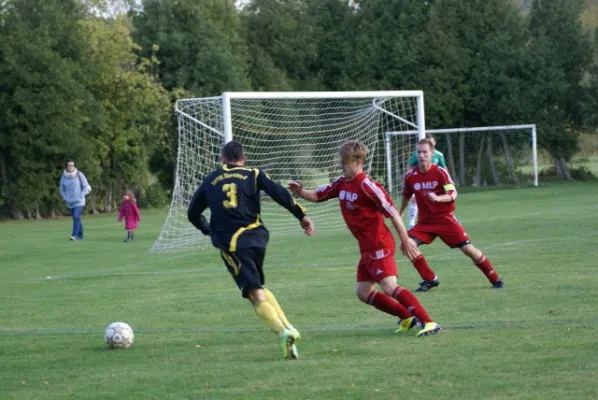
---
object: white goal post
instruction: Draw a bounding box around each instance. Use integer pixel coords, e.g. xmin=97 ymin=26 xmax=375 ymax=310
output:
xmin=384 ymin=124 xmax=538 ymax=198
xmin=151 ymin=91 xmax=427 ymax=252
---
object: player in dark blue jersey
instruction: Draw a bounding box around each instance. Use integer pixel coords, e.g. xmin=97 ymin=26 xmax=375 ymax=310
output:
xmin=188 ymin=140 xmax=314 ymax=360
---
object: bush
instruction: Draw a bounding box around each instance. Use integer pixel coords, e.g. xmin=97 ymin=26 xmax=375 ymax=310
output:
xmin=141 ymin=183 xmax=170 ymax=208
xmin=538 ymin=166 xmax=598 ymax=181
xmin=569 ymin=166 xmax=598 ymax=181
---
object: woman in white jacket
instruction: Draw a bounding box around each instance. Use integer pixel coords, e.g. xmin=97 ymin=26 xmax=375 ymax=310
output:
xmin=59 ymin=160 xmax=91 ymax=241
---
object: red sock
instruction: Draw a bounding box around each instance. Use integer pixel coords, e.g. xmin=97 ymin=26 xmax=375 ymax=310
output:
xmin=367 ymin=291 xmax=412 ymax=319
xmin=392 ymin=286 xmax=432 ymax=323
xmin=475 ymin=254 xmax=499 ymax=283
xmin=412 ymin=255 xmax=436 ymax=281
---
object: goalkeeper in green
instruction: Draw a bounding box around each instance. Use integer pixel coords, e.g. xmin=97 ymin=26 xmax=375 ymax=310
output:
xmin=407 ymin=136 xmax=447 ymax=229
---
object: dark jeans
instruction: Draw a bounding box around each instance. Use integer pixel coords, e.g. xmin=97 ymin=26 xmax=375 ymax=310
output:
xmin=69 ymin=206 xmax=84 ymax=239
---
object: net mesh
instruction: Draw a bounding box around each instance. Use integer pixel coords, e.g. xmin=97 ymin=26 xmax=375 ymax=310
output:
xmin=151 ymin=94 xmax=421 ymax=252
xmin=385 ymin=127 xmax=536 ymax=198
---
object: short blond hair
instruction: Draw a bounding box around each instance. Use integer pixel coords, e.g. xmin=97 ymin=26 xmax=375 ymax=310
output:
xmin=340 ymin=141 xmax=367 ymax=164
xmin=417 ymin=138 xmax=435 ymax=150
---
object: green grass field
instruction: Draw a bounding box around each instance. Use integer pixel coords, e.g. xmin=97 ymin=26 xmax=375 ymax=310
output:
xmin=1 ymin=182 xmax=598 ymax=399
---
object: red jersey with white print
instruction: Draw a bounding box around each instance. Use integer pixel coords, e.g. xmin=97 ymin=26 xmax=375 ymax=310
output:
xmin=402 ymin=165 xmax=457 ymax=223
xmin=316 ymin=172 xmax=397 ymax=253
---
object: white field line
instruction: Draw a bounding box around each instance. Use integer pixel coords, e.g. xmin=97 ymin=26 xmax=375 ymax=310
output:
xmin=1 ymin=318 xmax=596 ymax=337
xmin=2 ymin=231 xmax=594 ymax=284
xmin=4 ymin=232 xmax=598 ymax=286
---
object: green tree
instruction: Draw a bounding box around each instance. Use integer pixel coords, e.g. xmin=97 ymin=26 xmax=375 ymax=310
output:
xmin=347 ymin=0 xmax=430 ymax=91
xmin=131 ymin=0 xmax=251 ymax=94
xmin=80 ymin=16 xmax=170 ymax=212
xmin=303 ymin=0 xmax=355 ymax=91
xmin=527 ymin=0 xmax=594 ymax=178
xmin=0 ymin=0 xmax=92 ymax=218
xmin=131 ymin=0 xmax=250 ymax=193
xmin=242 ymin=0 xmax=321 ymax=90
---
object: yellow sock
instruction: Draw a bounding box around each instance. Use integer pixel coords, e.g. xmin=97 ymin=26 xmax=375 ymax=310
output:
xmin=254 ymin=301 xmax=285 ymax=335
xmin=264 ymin=288 xmax=292 ymax=328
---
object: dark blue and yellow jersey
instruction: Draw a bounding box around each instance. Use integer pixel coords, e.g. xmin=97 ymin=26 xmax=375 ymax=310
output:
xmin=187 ymin=164 xmax=307 ymax=252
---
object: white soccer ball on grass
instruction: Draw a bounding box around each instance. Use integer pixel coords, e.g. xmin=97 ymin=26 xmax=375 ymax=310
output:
xmin=104 ymin=322 xmax=134 ymax=349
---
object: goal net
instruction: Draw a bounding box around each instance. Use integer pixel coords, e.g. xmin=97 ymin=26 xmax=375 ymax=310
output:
xmin=385 ymin=125 xmax=538 ymax=198
xmin=150 ymin=91 xmax=425 ymax=252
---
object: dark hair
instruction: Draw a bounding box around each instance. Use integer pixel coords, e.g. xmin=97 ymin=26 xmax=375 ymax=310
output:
xmin=65 ymin=159 xmax=75 ymax=168
xmin=221 ymin=140 xmax=244 ymax=162
xmin=425 ymin=135 xmax=437 ymax=146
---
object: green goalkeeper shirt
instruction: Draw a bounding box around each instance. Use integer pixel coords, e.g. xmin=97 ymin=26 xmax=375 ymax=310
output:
xmin=408 ymin=149 xmax=447 ymax=168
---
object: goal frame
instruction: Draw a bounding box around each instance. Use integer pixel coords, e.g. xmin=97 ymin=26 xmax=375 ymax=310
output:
xmin=385 ymin=124 xmax=538 ymax=191
xmin=221 ymin=91 xmax=427 ymax=143
xmin=157 ymin=90 xmax=428 ymax=253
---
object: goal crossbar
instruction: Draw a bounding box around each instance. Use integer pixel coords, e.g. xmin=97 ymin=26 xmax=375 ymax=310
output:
xmin=223 ymin=91 xmax=424 ymax=99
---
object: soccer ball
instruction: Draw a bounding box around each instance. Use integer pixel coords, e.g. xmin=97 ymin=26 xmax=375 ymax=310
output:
xmin=104 ymin=322 xmax=134 ymax=349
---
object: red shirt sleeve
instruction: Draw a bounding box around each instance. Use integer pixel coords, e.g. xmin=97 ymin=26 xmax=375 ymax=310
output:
xmin=315 ymin=176 xmax=343 ymax=202
xmin=361 ymin=177 xmax=398 ymax=218
xmin=438 ymin=167 xmax=457 ymax=201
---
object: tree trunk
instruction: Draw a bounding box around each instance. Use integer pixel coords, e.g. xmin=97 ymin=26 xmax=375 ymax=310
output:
xmin=487 ymin=137 xmax=500 ymax=185
xmin=104 ymin=188 xmax=113 ymax=213
xmin=554 ymin=157 xmax=573 ymax=180
xmin=0 ymin=152 xmax=20 ymax=219
xmin=474 ymin=134 xmax=486 ymax=186
xmin=34 ymin=208 xmax=42 ymax=220
xmin=560 ymin=157 xmax=572 ymax=180
xmin=444 ymin=133 xmax=459 ymax=186
xmin=88 ymin=196 xmax=100 ymax=214
xmin=499 ymin=133 xmax=519 ymax=185
xmin=459 ymin=132 xmax=466 ymax=186
xmin=0 ymin=153 xmax=9 ymax=193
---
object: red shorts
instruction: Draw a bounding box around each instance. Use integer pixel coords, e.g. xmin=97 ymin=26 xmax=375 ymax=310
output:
xmin=408 ymin=214 xmax=470 ymax=248
xmin=356 ymin=247 xmax=398 ymax=283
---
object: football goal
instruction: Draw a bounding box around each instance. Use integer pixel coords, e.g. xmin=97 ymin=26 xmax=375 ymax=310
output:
xmin=151 ymin=91 xmax=426 ymax=252
xmin=383 ymin=125 xmax=538 ymax=198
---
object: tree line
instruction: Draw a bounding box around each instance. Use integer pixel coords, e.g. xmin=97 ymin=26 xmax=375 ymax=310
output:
xmin=0 ymin=0 xmax=596 ymax=219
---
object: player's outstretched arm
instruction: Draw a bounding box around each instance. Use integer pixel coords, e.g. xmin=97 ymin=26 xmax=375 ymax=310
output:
xmin=300 ymin=216 xmax=314 ymax=236
xmin=427 ymin=181 xmax=457 ymax=203
xmin=288 ymin=181 xmax=319 ymax=202
xmin=258 ymin=171 xmax=309 ymax=221
xmin=390 ymin=213 xmax=419 ymax=259
xmin=399 ymin=196 xmax=411 ymax=217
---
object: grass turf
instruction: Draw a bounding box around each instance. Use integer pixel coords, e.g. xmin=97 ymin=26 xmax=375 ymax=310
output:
xmin=1 ymin=182 xmax=597 ymax=399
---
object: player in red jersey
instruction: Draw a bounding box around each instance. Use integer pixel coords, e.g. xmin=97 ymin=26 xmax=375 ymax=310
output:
xmin=289 ymin=141 xmax=441 ymax=337
xmin=400 ymin=138 xmax=504 ymax=292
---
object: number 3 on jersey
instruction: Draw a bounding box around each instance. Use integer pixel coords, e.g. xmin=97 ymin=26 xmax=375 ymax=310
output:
xmin=222 ymin=183 xmax=238 ymax=208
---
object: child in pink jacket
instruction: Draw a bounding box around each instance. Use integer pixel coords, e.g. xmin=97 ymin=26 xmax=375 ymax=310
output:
xmin=118 ymin=190 xmax=141 ymax=242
